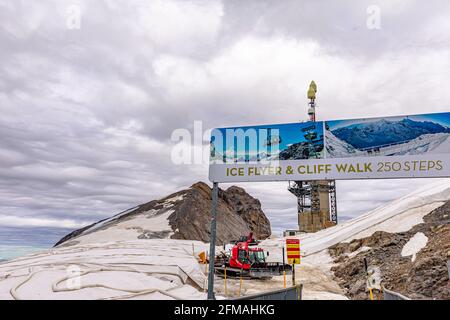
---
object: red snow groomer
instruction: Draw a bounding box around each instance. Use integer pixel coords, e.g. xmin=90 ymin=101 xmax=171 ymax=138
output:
xmin=214 ymin=232 xmax=292 ymax=279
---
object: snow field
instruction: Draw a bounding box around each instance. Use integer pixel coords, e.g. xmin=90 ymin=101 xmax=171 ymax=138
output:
xmin=401 ymin=232 xmax=428 ymax=262
xmin=0 ymin=240 xmax=209 ymax=300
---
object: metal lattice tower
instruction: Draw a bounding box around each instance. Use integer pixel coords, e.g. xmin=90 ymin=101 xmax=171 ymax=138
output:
xmin=287 ymin=81 xmax=338 ymax=233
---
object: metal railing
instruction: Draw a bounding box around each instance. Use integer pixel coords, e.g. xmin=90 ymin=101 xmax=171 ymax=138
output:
xmin=382 ymin=286 xmax=411 ymax=300
xmin=233 ymin=284 xmax=303 ymax=300
xmin=358 ymin=139 xmax=412 ymax=152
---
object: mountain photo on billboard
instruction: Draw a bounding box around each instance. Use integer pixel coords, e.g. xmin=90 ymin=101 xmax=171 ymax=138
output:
xmin=325 ymin=112 xmax=450 ymax=158
xmin=210 ymin=121 xmax=324 ymax=163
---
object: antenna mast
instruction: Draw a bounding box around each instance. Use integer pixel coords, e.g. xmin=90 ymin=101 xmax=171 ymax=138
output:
xmin=287 ymin=81 xmax=337 ymax=234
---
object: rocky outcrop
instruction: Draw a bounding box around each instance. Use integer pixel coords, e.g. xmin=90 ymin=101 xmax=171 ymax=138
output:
xmin=279 ymin=142 xmax=324 ymax=160
xmin=279 ymin=142 xmax=310 ymax=160
xmin=55 ymin=182 xmax=271 ymax=246
xmin=219 ymin=185 xmax=271 ymax=239
xmin=329 ymin=200 xmax=450 ymax=300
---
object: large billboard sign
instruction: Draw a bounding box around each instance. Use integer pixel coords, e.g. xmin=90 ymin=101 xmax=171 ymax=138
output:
xmin=209 ymin=112 xmax=450 ymax=182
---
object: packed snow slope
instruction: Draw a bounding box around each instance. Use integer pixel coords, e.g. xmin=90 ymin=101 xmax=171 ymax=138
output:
xmin=0 ymin=239 xmax=210 ymax=300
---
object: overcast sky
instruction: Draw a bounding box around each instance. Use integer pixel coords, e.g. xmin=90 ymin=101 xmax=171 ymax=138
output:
xmin=0 ymin=0 xmax=449 ymax=236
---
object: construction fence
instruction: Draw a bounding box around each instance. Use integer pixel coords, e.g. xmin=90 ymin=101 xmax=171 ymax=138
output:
xmin=233 ymin=284 xmax=303 ymax=301
xmin=231 ymin=284 xmax=417 ymax=300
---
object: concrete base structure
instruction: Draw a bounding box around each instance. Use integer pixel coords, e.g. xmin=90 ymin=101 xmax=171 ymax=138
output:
xmin=296 ymin=180 xmax=336 ymax=233
xmin=298 ymin=212 xmax=336 ymax=233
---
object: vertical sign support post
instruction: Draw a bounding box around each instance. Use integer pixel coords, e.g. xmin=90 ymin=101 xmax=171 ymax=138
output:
xmin=286 ymin=239 xmax=300 ymax=286
xmin=292 ymin=263 xmax=296 ymax=286
xmin=282 ymin=246 xmax=286 ymax=288
xmin=207 ymin=182 xmax=219 ymax=300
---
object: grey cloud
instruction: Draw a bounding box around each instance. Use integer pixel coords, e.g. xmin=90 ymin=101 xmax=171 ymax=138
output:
xmin=0 ymin=0 xmax=448 ymax=233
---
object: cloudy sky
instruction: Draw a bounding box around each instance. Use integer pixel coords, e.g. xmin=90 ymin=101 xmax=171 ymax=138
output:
xmin=0 ymin=0 xmax=449 ymax=236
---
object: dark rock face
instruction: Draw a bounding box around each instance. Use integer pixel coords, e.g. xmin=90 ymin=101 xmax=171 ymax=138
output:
xmin=55 ymin=181 xmax=271 ymax=246
xmin=329 ymin=201 xmax=450 ymax=300
xmin=219 ymin=185 xmax=271 ymax=239
xmin=165 ymin=182 xmax=271 ymax=244
xmin=279 ymin=142 xmax=324 ymax=160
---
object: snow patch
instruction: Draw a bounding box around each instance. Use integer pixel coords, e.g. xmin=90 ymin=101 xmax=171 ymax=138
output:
xmin=80 ymin=205 xmax=140 ymax=236
xmin=401 ymin=232 xmax=428 ymax=262
xmin=142 ymin=209 xmax=159 ymax=217
xmin=119 ymin=210 xmax=173 ymax=231
xmin=74 ymin=210 xmax=174 ymax=245
xmin=163 ymin=195 xmax=184 ymax=203
xmin=347 ymin=246 xmax=371 ymax=259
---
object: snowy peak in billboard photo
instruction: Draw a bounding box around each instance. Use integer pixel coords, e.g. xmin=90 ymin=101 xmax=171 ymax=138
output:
xmin=332 ymin=118 xmax=449 ymax=148
xmin=325 ymin=113 xmax=450 ymax=158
